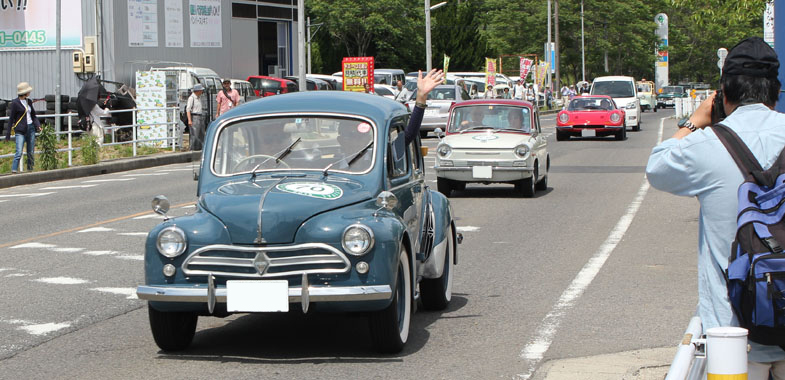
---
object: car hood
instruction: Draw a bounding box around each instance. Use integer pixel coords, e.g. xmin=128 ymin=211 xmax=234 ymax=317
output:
xmin=201 ymin=177 xmax=374 ymax=244
xmin=563 ymin=110 xmax=619 ymax=125
xmin=611 ymin=97 xmax=637 ymax=108
xmin=443 ymin=132 xmax=534 ymax=149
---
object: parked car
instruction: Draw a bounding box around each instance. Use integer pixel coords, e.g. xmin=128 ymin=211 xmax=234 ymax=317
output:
xmin=246 ymin=75 xmax=297 ymax=97
xmin=656 ymin=85 xmax=687 ymax=109
xmin=590 ymin=76 xmax=641 ymax=131
xmin=374 ymin=84 xmax=398 ymax=100
xmin=405 ymin=84 xmax=471 ymax=137
xmin=307 ymin=74 xmax=340 ymax=90
xmin=150 ymin=66 xmax=223 ymax=123
xmin=374 ymin=69 xmax=405 ymax=86
xmin=556 ymin=95 xmax=626 ymax=141
xmin=285 ymin=76 xmax=320 ymax=91
xmin=636 ymin=80 xmax=656 ymax=112
xmin=229 ymin=79 xmax=259 ymax=104
xmin=136 ymin=91 xmax=459 ymax=354
xmin=434 ymin=99 xmax=550 ymax=197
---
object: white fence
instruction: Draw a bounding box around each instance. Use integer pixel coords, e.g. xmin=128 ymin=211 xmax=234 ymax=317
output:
xmin=665 ymin=316 xmax=706 ymax=380
xmin=1 ymin=107 xmax=180 ymax=172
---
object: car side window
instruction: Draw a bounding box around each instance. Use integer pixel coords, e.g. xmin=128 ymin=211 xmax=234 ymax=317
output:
xmin=461 ymin=89 xmax=471 ymax=100
xmin=388 ymin=120 xmax=409 ymax=179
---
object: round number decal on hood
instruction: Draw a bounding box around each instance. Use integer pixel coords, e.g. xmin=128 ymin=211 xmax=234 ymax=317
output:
xmin=276 ymin=182 xmax=344 ymax=200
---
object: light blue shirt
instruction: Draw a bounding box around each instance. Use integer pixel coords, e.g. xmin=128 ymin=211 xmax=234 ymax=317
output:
xmin=646 ymin=104 xmax=785 ymax=363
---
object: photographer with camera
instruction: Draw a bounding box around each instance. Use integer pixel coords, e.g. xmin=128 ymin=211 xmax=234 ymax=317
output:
xmin=646 ymin=37 xmax=785 ymax=379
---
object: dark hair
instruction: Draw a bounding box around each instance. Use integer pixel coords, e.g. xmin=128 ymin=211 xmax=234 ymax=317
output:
xmin=721 ymin=74 xmax=780 ymax=107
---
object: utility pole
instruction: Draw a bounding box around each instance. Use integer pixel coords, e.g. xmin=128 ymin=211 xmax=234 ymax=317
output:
xmin=425 ymin=0 xmax=432 ymax=72
xmin=55 ymin=0 xmax=62 ymax=135
xmin=307 ymin=17 xmax=311 ymax=74
xmin=547 ymin=0 xmax=551 ymax=90
xmin=554 ymin=0 xmax=560 ymax=92
xmin=297 ymin=0 xmax=306 ymax=91
xmin=581 ymin=0 xmax=585 ymax=83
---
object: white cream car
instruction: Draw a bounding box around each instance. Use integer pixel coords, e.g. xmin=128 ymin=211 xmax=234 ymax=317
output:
xmin=590 ymin=76 xmax=641 ymax=131
xmin=434 ymin=100 xmax=550 ymax=197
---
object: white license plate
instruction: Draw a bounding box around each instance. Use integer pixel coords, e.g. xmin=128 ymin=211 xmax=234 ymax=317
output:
xmin=666 ymin=100 xmax=673 ymax=104
xmin=472 ymin=166 xmax=492 ymax=179
xmin=425 ymin=109 xmax=440 ymax=117
xmin=581 ymin=129 xmax=596 ymax=137
xmin=226 ymin=280 xmax=289 ymax=312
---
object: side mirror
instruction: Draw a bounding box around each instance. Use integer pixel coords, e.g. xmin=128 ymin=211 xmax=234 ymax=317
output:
xmin=434 ymin=127 xmax=445 ymax=139
xmin=375 ymin=191 xmax=398 ymax=211
xmin=152 ymin=195 xmax=170 ymax=217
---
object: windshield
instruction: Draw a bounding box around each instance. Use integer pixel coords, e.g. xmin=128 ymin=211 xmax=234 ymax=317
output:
xmin=374 ymin=74 xmax=392 ymax=85
xmin=375 ymin=86 xmax=393 ymax=96
xmin=409 ymin=87 xmax=456 ymax=101
xmin=248 ymin=78 xmax=281 ymax=92
xmin=637 ymin=83 xmax=652 ymax=93
xmin=212 ymin=116 xmax=375 ymax=176
xmin=591 ymin=81 xmax=635 ymax=98
xmin=662 ymin=86 xmax=684 ymax=94
xmin=448 ymin=105 xmax=531 ymax=133
xmin=568 ymin=97 xmax=615 ymax=111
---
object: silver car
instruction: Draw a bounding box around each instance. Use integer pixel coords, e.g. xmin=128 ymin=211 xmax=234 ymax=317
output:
xmin=406 ymin=84 xmax=471 ymax=138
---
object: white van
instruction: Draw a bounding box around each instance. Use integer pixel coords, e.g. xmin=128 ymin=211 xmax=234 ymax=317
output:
xmin=374 ymin=69 xmax=405 ymax=86
xmin=590 ymin=76 xmax=641 ymax=131
xmin=149 ymin=66 xmax=223 ymax=123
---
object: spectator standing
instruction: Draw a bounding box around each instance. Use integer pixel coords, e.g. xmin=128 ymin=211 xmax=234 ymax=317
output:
xmin=514 ymin=80 xmax=525 ymax=100
xmin=525 ymin=84 xmax=536 ymax=103
xmin=9 ymin=82 xmax=41 ymax=173
xmin=502 ymin=87 xmax=511 ymax=99
xmin=215 ymin=79 xmax=240 ymax=118
xmin=545 ymin=87 xmax=552 ymax=109
xmin=560 ymin=84 xmax=570 ymax=106
xmin=186 ymin=83 xmax=205 ymax=151
xmin=394 ymin=80 xmax=404 ymax=97
xmin=580 ymin=82 xmax=590 ymax=94
xmin=484 ymin=85 xmax=494 ymax=99
xmin=569 ymin=85 xmax=577 ymax=100
xmin=646 ymin=37 xmax=785 ymax=379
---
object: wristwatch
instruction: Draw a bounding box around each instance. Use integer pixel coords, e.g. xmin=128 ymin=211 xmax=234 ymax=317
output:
xmin=677 ymin=117 xmax=697 ymax=132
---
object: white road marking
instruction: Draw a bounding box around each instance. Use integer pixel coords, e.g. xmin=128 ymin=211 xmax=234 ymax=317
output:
xmin=118 ymin=232 xmax=149 ymax=236
xmin=78 ymin=227 xmax=115 ymax=233
xmin=91 ymin=287 xmax=138 ymax=299
xmin=82 ymin=178 xmax=135 ymax=183
xmin=10 ymin=243 xmax=56 ymax=249
xmin=517 ymin=179 xmax=654 ymax=378
xmin=35 ymin=277 xmax=91 ymax=285
xmin=5 ymin=273 xmax=32 ymax=278
xmin=115 ymin=255 xmax=144 ymax=261
xmin=456 ymin=226 xmax=480 ymax=232
xmin=132 ymin=214 xmax=165 ymax=220
xmin=39 ymin=184 xmax=98 ymax=190
xmin=19 ymin=322 xmax=71 ymax=336
xmin=122 ymin=173 xmax=167 ymax=177
xmin=0 ymin=268 xmax=13 ymax=272
xmin=51 ymin=247 xmax=84 ymax=253
xmin=156 ymin=168 xmax=193 ymax=172
xmin=0 ymin=200 xmax=7 ymax=203
xmin=0 ymin=192 xmax=55 ymax=198
xmin=82 ymin=250 xmax=117 ymax=256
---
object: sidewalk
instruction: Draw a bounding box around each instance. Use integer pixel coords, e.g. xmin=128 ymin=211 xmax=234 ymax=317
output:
xmin=532 ymin=347 xmax=675 ymax=380
xmin=0 ymin=150 xmax=201 ymax=189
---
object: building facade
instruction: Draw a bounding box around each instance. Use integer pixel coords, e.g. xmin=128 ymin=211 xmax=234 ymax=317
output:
xmin=0 ymin=0 xmax=299 ymax=99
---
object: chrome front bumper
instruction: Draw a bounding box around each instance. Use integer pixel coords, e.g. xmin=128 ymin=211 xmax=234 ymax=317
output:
xmin=137 ymin=284 xmax=392 ymax=303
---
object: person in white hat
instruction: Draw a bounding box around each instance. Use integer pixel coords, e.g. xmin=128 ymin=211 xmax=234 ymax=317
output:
xmin=8 ymin=82 xmax=41 ymax=173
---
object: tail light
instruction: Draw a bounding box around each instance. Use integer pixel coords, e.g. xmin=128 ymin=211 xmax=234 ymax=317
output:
xmin=610 ymin=112 xmax=621 ymax=123
xmin=558 ymin=112 xmax=569 ymax=123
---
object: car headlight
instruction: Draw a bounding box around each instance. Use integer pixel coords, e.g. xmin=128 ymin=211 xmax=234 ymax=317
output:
xmin=157 ymin=226 xmax=187 ymax=258
xmin=625 ymin=102 xmax=637 ymax=109
xmin=515 ymin=144 xmax=530 ymax=158
xmin=437 ymin=144 xmax=452 ymax=158
xmin=610 ymin=112 xmax=621 ymax=122
xmin=558 ymin=112 xmax=569 ymax=123
xmin=342 ymin=224 xmax=374 ymax=256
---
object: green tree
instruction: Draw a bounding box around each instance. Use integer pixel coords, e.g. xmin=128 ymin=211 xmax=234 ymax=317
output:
xmin=432 ymin=0 xmax=493 ymax=71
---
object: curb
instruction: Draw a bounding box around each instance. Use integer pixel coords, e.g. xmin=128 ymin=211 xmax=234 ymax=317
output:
xmin=0 ymin=151 xmax=201 ymax=189
xmin=531 ymin=347 xmax=675 ymax=380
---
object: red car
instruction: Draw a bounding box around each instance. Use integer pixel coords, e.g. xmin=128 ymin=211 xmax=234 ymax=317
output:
xmin=246 ymin=75 xmax=298 ymax=97
xmin=556 ymin=95 xmax=626 ymax=141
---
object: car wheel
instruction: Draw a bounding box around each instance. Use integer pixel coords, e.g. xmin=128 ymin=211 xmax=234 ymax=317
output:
xmin=535 ymin=170 xmax=548 ymax=191
xmin=420 ymin=225 xmax=454 ymax=311
xmin=148 ymin=305 xmax=198 ymax=351
xmin=453 ymin=181 xmax=466 ymax=192
xmin=653 ymin=105 xmax=657 ymax=112
xmin=369 ymin=245 xmax=412 ymax=353
xmin=616 ymin=127 xmax=626 ymax=141
xmin=632 ymin=122 xmax=641 ymax=132
xmin=556 ymin=130 xmax=568 ymax=141
xmin=516 ymin=167 xmax=536 ymax=197
xmin=437 ymin=177 xmax=453 ymax=197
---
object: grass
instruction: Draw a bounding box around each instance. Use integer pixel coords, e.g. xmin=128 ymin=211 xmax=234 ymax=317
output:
xmin=0 ymin=133 xmax=186 ymax=175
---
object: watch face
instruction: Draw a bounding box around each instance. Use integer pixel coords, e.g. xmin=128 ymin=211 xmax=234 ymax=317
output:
xmin=677 ymin=117 xmax=689 ymax=127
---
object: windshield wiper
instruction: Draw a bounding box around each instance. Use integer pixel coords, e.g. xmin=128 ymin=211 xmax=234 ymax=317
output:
xmin=497 ymin=128 xmax=527 ymax=133
xmin=459 ymin=126 xmax=494 ymax=134
xmin=322 ymin=141 xmax=374 ymax=177
xmin=250 ymin=137 xmax=301 ymax=181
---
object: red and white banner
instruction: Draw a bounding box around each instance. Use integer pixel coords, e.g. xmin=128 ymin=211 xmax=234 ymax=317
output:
xmin=519 ymin=58 xmax=534 ymax=81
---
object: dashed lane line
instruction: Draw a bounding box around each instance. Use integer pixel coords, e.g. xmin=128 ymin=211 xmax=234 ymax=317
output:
xmin=39 ymin=185 xmax=99 ymax=190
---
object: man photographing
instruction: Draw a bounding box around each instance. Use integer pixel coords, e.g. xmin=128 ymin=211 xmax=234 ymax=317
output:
xmin=646 ymin=37 xmax=785 ymax=379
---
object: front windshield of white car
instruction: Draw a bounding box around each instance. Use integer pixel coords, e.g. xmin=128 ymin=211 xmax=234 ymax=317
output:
xmin=591 ymin=81 xmax=635 ymax=98
xmin=408 ymin=87 xmax=456 ymax=101
xmin=212 ymin=116 xmax=375 ymax=176
xmin=448 ymin=105 xmax=531 ymax=133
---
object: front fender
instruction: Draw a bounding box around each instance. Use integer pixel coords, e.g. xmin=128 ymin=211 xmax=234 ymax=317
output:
xmin=422 ymin=189 xmax=455 ymax=279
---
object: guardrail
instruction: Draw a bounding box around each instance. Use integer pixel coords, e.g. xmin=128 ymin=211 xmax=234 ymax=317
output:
xmin=1 ymin=106 xmax=180 ymax=173
xmin=665 ymin=315 xmax=706 ymax=380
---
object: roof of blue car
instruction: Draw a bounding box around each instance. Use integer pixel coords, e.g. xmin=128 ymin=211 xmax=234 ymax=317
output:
xmin=218 ymin=91 xmax=408 ymax=123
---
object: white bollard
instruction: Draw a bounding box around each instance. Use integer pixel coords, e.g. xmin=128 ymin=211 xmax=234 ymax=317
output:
xmin=706 ymin=327 xmax=748 ymax=379
xmin=675 ymin=97 xmax=683 ymax=118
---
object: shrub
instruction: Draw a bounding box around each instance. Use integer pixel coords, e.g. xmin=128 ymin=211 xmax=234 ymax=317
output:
xmin=39 ymin=123 xmax=59 ymax=170
xmin=81 ymin=134 xmax=100 ymax=165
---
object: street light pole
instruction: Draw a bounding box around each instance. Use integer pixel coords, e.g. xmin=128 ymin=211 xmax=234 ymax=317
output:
xmin=581 ymin=0 xmax=585 ymax=83
xmin=297 ymin=0 xmax=306 ymax=91
xmin=425 ymin=1 xmax=447 ymax=72
xmin=547 ymin=0 xmax=551 ymax=90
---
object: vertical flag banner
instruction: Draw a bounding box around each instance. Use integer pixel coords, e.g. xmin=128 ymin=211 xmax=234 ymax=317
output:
xmin=536 ymin=62 xmax=549 ymax=89
xmin=443 ymin=55 xmax=450 ymax=84
xmin=520 ymin=58 xmax=534 ymax=81
xmin=342 ymin=57 xmax=375 ymax=92
xmin=485 ymin=58 xmax=497 ymax=86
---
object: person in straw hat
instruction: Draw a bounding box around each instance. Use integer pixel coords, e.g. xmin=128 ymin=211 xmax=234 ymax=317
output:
xmin=8 ymin=82 xmax=41 ymax=173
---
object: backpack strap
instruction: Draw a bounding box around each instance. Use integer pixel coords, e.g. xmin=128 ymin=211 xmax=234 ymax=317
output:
xmin=713 ymin=123 xmax=775 ymax=187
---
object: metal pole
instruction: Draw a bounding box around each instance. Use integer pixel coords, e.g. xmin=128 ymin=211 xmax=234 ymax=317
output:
xmin=96 ymin=0 xmax=103 ymax=76
xmin=581 ymin=0 xmax=586 ymax=82
xmin=171 ymin=108 xmax=176 ymax=152
xmin=425 ymin=0 xmax=432 ymax=72
xmin=132 ymin=109 xmax=137 ymax=157
xmin=68 ymin=115 xmax=72 ymax=166
xmin=297 ymin=0 xmax=306 ymax=91
xmin=307 ymin=17 xmax=312 ymax=74
xmin=547 ymin=0 xmax=551 ymax=90
xmin=55 ymin=0 xmax=62 ymax=136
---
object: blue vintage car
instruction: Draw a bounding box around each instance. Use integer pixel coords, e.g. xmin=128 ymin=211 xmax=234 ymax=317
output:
xmin=136 ymin=91 xmax=459 ymax=353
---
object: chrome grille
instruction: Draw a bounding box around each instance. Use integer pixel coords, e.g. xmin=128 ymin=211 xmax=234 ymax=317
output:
xmin=182 ymin=243 xmax=351 ymax=279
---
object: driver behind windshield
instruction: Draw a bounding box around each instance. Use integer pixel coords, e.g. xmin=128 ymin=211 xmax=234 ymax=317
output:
xmin=460 ymin=106 xmax=486 ymax=128
xmin=507 ymin=109 xmax=529 ymax=132
xmin=256 ymin=123 xmax=291 ymax=155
